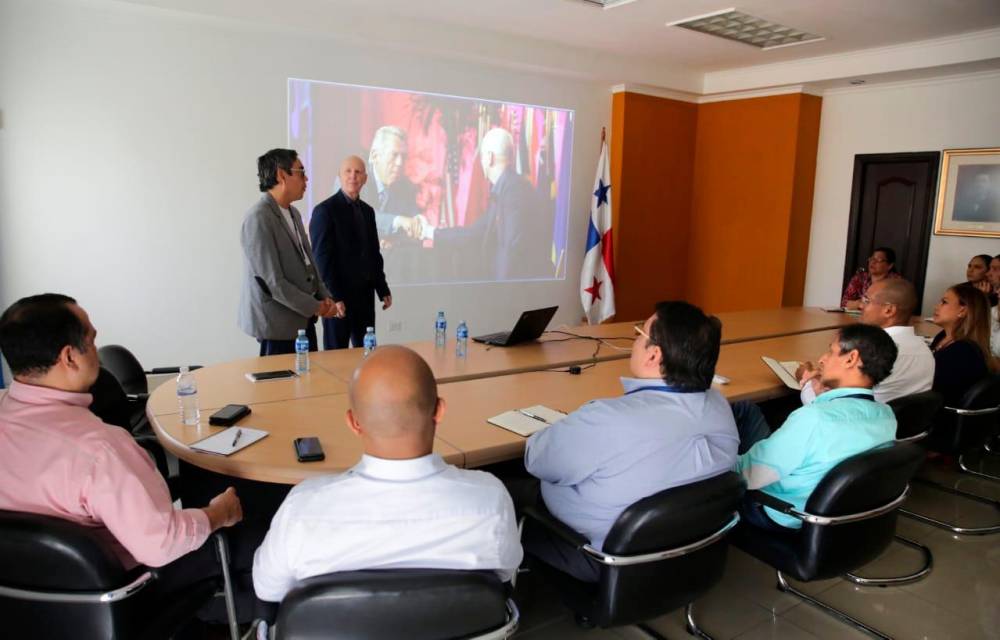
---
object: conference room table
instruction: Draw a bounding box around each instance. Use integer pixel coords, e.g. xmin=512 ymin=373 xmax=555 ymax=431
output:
xmin=148 ymin=309 xmax=845 ymax=484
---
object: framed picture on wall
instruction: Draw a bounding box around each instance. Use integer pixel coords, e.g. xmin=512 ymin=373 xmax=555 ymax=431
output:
xmin=933 ymin=147 xmax=1000 ymax=238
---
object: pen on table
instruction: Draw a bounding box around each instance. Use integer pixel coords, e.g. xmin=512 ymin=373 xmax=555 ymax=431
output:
xmin=518 ymin=409 xmax=549 ymax=424
xmin=231 ymin=428 xmax=242 ymax=448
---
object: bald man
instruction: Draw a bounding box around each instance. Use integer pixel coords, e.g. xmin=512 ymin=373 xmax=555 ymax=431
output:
xmin=421 ymin=127 xmax=553 ymax=281
xmin=252 ymin=346 xmax=522 ymax=604
xmin=800 ymin=278 xmax=934 ymax=404
xmin=309 ymin=156 xmax=392 ymax=350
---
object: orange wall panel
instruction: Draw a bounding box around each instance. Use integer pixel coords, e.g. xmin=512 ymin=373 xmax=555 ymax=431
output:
xmin=782 ymin=94 xmax=822 ymax=306
xmin=611 ymin=92 xmax=697 ymax=320
xmin=685 ymin=93 xmax=820 ymax=313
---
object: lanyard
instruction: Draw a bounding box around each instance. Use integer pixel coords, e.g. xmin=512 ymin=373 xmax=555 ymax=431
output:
xmin=835 ymin=392 xmax=875 ymax=402
xmin=625 ymin=384 xmax=701 ymax=395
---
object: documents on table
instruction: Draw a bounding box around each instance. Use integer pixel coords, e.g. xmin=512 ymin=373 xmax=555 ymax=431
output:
xmin=488 ymin=405 xmax=568 ymax=437
xmin=761 ymin=357 xmax=802 ymax=390
xmin=190 ymin=426 xmax=269 ymax=456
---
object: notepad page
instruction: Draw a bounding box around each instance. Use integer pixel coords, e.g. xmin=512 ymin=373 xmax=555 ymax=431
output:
xmin=189 ymin=427 xmax=269 ymax=456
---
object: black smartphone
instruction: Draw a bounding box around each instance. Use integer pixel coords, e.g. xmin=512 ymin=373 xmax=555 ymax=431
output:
xmin=294 ymin=437 xmax=325 ymax=462
xmin=208 ymin=404 xmax=251 ymax=426
xmin=246 ymin=370 xmax=297 ymax=382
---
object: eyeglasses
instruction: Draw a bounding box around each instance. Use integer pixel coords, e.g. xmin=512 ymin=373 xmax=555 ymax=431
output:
xmin=860 ymin=295 xmax=890 ymax=307
xmin=287 ymin=168 xmax=307 ymax=176
xmin=633 ymin=324 xmax=652 ymax=341
xmin=868 ymin=257 xmax=888 ymax=264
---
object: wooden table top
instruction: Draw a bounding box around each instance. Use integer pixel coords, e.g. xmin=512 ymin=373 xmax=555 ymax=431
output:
xmin=149 ymin=326 xmax=837 ymax=483
xmin=434 ymin=329 xmax=837 ymax=468
xmin=306 ymin=306 xmax=857 ymax=385
xmin=565 ymin=306 xmax=856 ymax=344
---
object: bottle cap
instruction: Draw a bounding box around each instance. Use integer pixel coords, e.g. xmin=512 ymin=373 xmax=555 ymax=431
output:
xmin=298 ymin=329 xmax=306 ymax=335
xmin=366 ymin=326 xmax=374 ymax=332
xmin=180 ymin=365 xmax=189 ymax=374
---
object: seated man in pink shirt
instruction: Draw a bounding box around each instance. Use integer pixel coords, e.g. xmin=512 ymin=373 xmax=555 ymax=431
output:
xmin=0 ymin=294 xmax=243 ymax=590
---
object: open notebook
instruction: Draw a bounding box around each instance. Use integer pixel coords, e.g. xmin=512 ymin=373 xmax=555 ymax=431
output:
xmin=189 ymin=426 xmax=269 ymax=456
xmin=488 ymin=405 xmax=567 ymax=437
xmin=761 ymin=356 xmax=802 ymax=390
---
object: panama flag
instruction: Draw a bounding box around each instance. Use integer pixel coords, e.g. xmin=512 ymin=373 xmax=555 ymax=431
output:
xmin=580 ymin=137 xmax=615 ymax=324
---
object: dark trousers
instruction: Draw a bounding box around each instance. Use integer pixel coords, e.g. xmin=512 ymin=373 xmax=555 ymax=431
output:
xmin=502 ymin=476 xmax=601 ymax=584
xmin=154 ymin=520 xmax=268 ymax=624
xmin=258 ymin=319 xmax=318 ymax=356
xmin=738 ymin=493 xmax=794 ymax=534
xmin=323 ymin=291 xmax=375 ymax=350
xmin=731 ymin=400 xmax=772 ymax=454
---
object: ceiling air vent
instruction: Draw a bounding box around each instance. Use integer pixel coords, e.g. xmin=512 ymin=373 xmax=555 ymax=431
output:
xmin=668 ymin=8 xmax=824 ymax=50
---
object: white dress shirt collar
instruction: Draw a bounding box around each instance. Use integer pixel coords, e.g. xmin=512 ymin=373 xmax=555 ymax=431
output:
xmin=884 ymin=325 xmax=916 ymax=339
xmin=352 ymin=453 xmax=448 ymax=482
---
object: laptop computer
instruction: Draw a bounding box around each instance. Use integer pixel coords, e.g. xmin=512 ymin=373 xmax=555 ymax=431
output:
xmin=472 ymin=306 xmax=559 ymax=347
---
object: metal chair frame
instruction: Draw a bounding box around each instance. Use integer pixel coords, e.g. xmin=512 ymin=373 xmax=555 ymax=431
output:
xmin=744 ymin=487 xmax=931 ymax=640
xmin=522 ymin=512 xmax=740 ymax=640
xmin=901 ymin=403 xmax=1000 ymax=536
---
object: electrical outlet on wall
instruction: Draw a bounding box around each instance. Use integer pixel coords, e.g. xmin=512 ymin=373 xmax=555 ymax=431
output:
xmin=389 ymin=321 xmax=403 ymax=333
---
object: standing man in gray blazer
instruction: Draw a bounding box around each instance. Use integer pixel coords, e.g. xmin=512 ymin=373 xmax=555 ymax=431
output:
xmin=239 ymin=149 xmax=339 ymax=356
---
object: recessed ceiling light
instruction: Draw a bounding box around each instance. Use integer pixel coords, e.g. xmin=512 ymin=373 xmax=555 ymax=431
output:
xmin=668 ymin=8 xmax=824 ymax=50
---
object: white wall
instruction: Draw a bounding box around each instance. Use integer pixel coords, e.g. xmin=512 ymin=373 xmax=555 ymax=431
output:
xmin=804 ymin=72 xmax=1000 ymax=316
xmin=0 ymin=0 xmax=610 ymax=368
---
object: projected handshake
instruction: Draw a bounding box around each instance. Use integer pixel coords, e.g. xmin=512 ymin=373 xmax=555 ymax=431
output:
xmin=290 ymin=78 xmax=577 ymax=285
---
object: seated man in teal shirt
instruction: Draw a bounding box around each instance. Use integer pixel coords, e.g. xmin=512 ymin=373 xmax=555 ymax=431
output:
xmin=734 ymin=324 xmax=898 ymax=530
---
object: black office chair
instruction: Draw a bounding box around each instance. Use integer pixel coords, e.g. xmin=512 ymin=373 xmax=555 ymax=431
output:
xmin=901 ymin=373 xmax=1000 ymax=535
xmin=271 ymin=569 xmax=519 ymax=640
xmin=97 ymin=344 xmax=201 ymax=435
xmin=731 ymin=441 xmax=927 ymax=640
xmin=0 ymin=510 xmax=239 ymax=640
xmin=889 ymin=390 xmax=944 ymax=442
xmin=521 ymin=472 xmax=744 ymax=639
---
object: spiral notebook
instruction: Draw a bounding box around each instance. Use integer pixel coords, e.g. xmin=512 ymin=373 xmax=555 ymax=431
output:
xmin=189 ymin=427 xmax=269 ymax=456
xmin=488 ymin=405 xmax=567 ymax=437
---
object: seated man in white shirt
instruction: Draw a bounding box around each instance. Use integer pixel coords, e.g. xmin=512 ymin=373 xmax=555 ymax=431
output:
xmin=252 ymin=345 xmax=523 ymax=607
xmin=798 ymin=278 xmax=934 ymax=404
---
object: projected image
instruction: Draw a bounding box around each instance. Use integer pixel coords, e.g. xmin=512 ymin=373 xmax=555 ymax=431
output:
xmin=289 ymin=78 xmax=574 ymax=285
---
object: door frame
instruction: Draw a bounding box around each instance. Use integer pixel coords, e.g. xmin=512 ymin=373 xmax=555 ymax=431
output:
xmin=843 ymin=151 xmax=941 ymax=311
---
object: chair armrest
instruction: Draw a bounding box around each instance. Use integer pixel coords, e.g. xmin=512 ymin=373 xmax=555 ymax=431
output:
xmin=522 ymin=505 xmax=589 ymax=550
xmin=125 ymin=392 xmax=150 ymax=403
xmin=582 ymin=513 xmax=740 ymax=567
xmin=746 ymin=488 xmax=909 ymax=526
xmin=746 ymin=490 xmax=797 ymax=515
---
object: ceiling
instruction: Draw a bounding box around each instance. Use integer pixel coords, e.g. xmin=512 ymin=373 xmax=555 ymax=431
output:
xmin=322 ymin=0 xmax=1000 ymax=73
xmin=114 ymin=0 xmax=1000 ymax=94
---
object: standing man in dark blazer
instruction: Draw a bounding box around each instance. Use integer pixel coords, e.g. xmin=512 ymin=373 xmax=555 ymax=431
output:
xmin=310 ymin=156 xmax=392 ymax=350
xmin=239 ymin=149 xmax=338 ymax=355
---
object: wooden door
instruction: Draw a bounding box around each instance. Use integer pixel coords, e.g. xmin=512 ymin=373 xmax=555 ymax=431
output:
xmin=843 ymin=152 xmax=940 ymax=311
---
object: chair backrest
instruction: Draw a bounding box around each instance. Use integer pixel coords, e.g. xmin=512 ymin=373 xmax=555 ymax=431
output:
xmin=0 ymin=510 xmax=149 ymax=639
xmin=795 ymin=441 xmax=923 ymax=580
xmin=275 ymin=569 xmax=510 ymax=640
xmin=593 ymin=471 xmax=744 ymax=627
xmin=98 ymin=345 xmax=148 ymax=396
xmin=889 ymin=390 xmax=944 ymax=441
xmin=930 ymin=373 xmax=1000 ymax=453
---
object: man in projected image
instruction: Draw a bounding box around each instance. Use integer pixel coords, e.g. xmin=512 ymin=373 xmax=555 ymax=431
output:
xmin=364 ymin=126 xmax=422 ymax=239
xmin=420 ymin=127 xmax=553 ymax=281
xmin=310 ymin=156 xmax=392 ymax=350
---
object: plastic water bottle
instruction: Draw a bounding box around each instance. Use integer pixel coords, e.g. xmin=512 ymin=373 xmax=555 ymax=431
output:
xmin=176 ymin=366 xmax=200 ymax=426
xmin=363 ymin=327 xmax=377 ymax=356
xmin=435 ymin=311 xmax=447 ymax=348
xmin=456 ymin=321 xmax=468 ymax=358
xmin=294 ymin=329 xmax=310 ymax=373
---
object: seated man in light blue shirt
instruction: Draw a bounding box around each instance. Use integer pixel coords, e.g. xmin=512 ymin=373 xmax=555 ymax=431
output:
xmin=523 ymin=301 xmax=740 ymax=581
xmin=735 ymin=324 xmax=898 ymax=531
